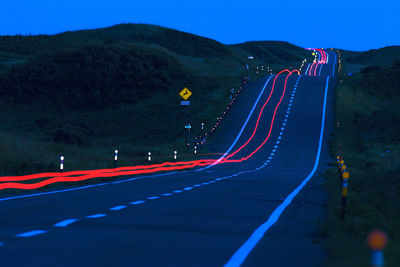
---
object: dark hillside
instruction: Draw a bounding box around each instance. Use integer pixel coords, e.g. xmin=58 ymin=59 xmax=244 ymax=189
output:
xmin=0 ymin=23 xmax=311 ymax=177
xmin=232 ymin=41 xmax=308 ymax=63
xmin=325 ymin=60 xmax=400 ymax=266
xmin=346 ymin=46 xmax=400 ymax=66
xmin=0 ymin=44 xmax=192 ymax=110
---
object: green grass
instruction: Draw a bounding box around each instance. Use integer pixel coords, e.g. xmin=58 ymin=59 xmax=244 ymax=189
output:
xmin=323 ymin=62 xmax=400 ymax=266
xmin=0 ymin=23 xmax=311 ymax=194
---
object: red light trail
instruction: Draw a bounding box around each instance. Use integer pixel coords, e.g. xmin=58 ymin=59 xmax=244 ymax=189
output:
xmin=0 ymin=70 xmax=299 ymax=190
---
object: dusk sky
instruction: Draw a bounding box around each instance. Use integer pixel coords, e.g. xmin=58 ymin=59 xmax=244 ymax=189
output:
xmin=2 ymin=0 xmax=399 ymax=51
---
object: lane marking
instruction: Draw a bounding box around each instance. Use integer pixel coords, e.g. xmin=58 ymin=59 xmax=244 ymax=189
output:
xmin=304 ymin=63 xmax=311 ymax=76
xmin=0 ymin=172 xmax=178 ymax=203
xmin=318 ymin=64 xmax=323 ymax=76
xmin=161 ymin=193 xmax=173 ymax=196
xmin=16 ymin=230 xmax=47 ymax=238
xmin=110 ymin=205 xmax=127 ymax=211
xmin=86 ymin=214 xmax=106 ymax=219
xmin=225 ymin=76 xmax=330 ymax=267
xmin=147 ymin=196 xmax=160 ymax=200
xmin=173 ymin=190 xmax=183 ymax=193
xmin=54 ymin=219 xmax=79 ymax=227
xmin=199 ymin=75 xmax=275 ymax=170
xmin=184 ymin=187 xmax=193 ymax=191
xmin=131 ymin=200 xmax=145 ymax=205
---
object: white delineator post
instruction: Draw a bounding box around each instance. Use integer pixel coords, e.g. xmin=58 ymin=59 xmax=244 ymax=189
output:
xmin=60 ymin=156 xmax=64 ymax=172
xmin=114 ymin=149 xmax=118 ymax=168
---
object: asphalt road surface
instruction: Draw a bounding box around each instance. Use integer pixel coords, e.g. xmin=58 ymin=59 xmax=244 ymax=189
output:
xmin=0 ymin=51 xmax=337 ymax=266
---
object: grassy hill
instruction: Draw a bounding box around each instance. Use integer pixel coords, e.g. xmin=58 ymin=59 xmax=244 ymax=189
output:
xmin=339 ymin=45 xmax=400 ymax=74
xmin=324 ymin=56 xmax=400 ymax=266
xmin=0 ymin=23 xmax=310 ymax=178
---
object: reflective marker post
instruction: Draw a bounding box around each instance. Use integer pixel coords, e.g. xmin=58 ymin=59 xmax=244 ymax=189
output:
xmin=367 ymin=229 xmax=388 ymax=267
xmin=185 ymin=124 xmax=191 ymax=150
xmin=148 ymin=152 xmax=151 ymax=162
xmin=114 ymin=149 xmax=118 ymax=169
xmin=338 ymin=158 xmax=344 ymax=188
xmin=60 ymin=156 xmax=64 ymax=173
xmin=174 ymin=151 xmax=177 ymax=161
xmin=341 ymin=171 xmax=350 ymax=219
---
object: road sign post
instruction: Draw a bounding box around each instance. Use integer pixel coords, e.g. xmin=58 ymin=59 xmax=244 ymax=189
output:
xmin=179 ymin=88 xmax=192 ymax=149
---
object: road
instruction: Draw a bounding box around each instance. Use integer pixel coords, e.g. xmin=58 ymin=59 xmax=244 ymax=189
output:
xmin=0 ymin=50 xmax=337 ymax=266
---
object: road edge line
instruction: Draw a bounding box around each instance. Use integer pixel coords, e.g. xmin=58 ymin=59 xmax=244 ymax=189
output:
xmin=224 ymin=75 xmax=330 ymax=267
xmin=197 ymin=75 xmax=275 ymax=171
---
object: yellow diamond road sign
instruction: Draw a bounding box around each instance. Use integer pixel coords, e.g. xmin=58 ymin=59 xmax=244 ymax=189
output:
xmin=179 ymin=88 xmax=192 ymax=100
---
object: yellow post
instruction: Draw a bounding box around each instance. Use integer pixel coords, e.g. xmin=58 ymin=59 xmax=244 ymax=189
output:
xmin=341 ymin=171 xmax=350 ymax=219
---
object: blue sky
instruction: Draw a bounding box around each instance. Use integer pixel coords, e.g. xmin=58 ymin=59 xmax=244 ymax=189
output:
xmin=1 ymin=0 xmax=399 ymax=51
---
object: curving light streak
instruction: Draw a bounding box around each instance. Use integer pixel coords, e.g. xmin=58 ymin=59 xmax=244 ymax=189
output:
xmin=225 ymin=69 xmax=290 ymax=160
xmin=226 ymin=70 xmax=299 ymax=161
xmin=0 ymin=71 xmax=299 ymax=190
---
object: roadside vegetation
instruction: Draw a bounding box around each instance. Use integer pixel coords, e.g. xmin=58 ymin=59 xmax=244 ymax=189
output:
xmin=324 ymin=57 xmax=400 ymax=266
xmin=0 ymin=23 xmax=309 ymax=182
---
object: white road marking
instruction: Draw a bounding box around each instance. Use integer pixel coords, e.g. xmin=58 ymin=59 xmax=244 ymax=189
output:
xmin=131 ymin=200 xmax=145 ymax=205
xmin=86 ymin=214 xmax=106 ymax=219
xmin=225 ymin=75 xmax=330 ymax=267
xmin=16 ymin=230 xmax=47 ymax=238
xmin=54 ymin=219 xmax=79 ymax=227
xmin=304 ymin=63 xmax=311 ymax=75
xmin=0 ymin=172 xmax=178 ymax=203
xmin=110 ymin=205 xmax=127 ymax=211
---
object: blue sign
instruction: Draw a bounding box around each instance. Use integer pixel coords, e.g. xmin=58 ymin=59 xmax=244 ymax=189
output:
xmin=180 ymin=101 xmax=191 ymax=105
xmin=185 ymin=124 xmax=191 ymax=129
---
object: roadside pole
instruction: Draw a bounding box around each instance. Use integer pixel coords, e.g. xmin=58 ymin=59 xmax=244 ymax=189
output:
xmin=179 ymin=88 xmax=193 ymax=150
